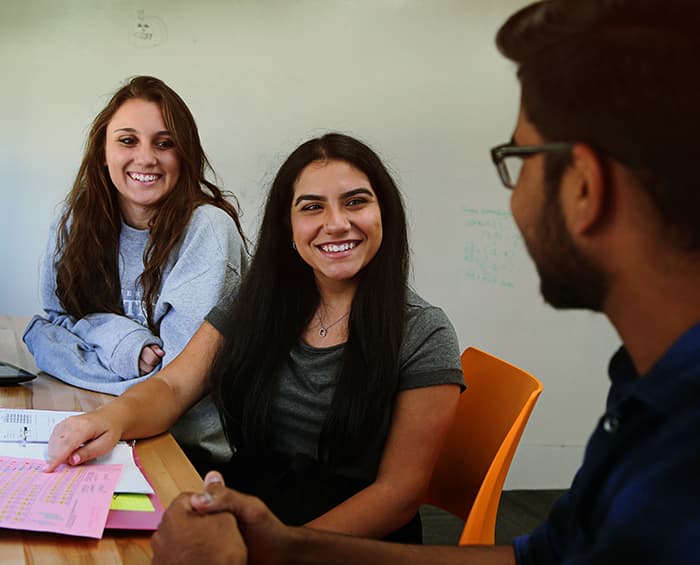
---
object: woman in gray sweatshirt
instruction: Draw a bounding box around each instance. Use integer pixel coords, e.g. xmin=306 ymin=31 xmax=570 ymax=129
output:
xmin=23 ymin=76 xmax=248 ymax=470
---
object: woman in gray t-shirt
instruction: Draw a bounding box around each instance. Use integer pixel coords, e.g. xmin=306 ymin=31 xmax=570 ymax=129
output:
xmin=207 ymin=133 xmax=464 ymax=542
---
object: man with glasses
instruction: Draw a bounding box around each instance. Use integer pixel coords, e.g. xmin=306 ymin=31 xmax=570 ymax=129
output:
xmin=152 ymin=0 xmax=700 ymax=563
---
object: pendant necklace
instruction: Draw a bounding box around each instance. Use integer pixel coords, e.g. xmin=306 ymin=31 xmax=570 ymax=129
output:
xmin=317 ymin=311 xmax=349 ymax=338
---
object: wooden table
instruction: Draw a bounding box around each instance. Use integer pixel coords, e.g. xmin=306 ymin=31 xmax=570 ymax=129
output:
xmin=0 ymin=316 xmax=204 ymax=564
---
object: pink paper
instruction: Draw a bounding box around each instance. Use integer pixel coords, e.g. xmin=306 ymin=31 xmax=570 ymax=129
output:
xmin=0 ymin=457 xmax=122 ymax=539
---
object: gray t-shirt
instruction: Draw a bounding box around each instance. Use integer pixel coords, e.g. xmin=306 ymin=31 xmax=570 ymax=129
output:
xmin=206 ymin=289 xmax=464 ymax=481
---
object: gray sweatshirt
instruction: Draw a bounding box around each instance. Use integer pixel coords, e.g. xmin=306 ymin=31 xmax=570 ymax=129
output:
xmin=23 ymin=204 xmax=248 ymax=463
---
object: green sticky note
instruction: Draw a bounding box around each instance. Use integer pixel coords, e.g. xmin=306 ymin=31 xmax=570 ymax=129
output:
xmin=110 ymin=493 xmax=155 ymax=512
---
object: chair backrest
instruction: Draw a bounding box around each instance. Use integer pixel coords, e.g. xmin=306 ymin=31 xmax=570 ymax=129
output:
xmin=423 ymin=346 xmax=543 ymax=545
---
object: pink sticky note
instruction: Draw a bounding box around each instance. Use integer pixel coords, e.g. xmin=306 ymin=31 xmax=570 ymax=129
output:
xmin=0 ymin=457 xmax=122 ymax=539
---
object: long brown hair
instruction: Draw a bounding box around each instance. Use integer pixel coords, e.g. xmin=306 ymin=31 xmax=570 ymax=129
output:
xmin=55 ymin=75 xmax=245 ymax=332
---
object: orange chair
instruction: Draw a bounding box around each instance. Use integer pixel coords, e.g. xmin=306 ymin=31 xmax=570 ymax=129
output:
xmin=423 ymin=347 xmax=543 ymax=545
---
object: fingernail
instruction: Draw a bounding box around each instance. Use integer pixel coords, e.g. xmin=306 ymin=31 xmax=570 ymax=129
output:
xmin=193 ymin=492 xmax=213 ymax=505
xmin=70 ymin=454 xmax=80 ymax=465
xmin=204 ymin=472 xmax=223 ymax=486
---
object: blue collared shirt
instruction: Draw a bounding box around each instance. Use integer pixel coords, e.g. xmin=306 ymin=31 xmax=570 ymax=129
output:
xmin=513 ymin=321 xmax=700 ymax=564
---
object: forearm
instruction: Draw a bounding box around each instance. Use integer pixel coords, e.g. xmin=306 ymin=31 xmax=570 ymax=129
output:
xmin=290 ymin=527 xmax=516 ymax=565
xmin=25 ymin=312 xmax=160 ymax=382
xmin=188 ymin=483 xmax=516 ymax=565
xmin=305 ymin=481 xmax=419 ymax=538
xmin=23 ymin=318 xmax=146 ymax=393
xmin=96 ymin=321 xmax=221 ymax=440
xmin=306 ymin=385 xmax=461 ymax=537
xmin=94 ymin=376 xmax=181 ymax=439
xmin=74 ymin=313 xmax=161 ymax=378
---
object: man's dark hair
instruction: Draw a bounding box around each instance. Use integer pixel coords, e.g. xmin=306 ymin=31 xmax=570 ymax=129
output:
xmin=496 ymin=0 xmax=700 ymax=250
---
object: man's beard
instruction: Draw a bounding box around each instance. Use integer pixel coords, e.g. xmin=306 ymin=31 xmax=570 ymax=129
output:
xmin=528 ymin=192 xmax=608 ymax=312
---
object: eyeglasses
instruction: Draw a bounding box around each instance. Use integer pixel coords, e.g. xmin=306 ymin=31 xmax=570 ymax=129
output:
xmin=490 ymin=141 xmax=573 ymax=189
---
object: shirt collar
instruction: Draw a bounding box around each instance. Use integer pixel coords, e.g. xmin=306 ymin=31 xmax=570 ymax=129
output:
xmin=608 ymin=320 xmax=700 ymax=414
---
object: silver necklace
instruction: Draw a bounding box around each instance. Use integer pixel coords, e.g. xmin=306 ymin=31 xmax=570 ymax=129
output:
xmin=317 ymin=311 xmax=349 ymax=338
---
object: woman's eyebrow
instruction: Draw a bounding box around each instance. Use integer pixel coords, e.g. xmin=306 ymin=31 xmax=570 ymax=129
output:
xmin=294 ymin=187 xmax=373 ymax=207
xmin=112 ymin=127 xmax=172 ymax=136
xmin=341 ymin=188 xmax=373 ymax=199
xmin=294 ymin=193 xmax=324 ymax=206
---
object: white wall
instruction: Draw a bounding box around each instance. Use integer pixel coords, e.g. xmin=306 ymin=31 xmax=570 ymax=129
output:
xmin=0 ymin=0 xmax=619 ymax=488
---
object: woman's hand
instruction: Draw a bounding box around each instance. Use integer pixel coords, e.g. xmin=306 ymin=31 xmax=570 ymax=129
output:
xmin=45 ymin=410 xmax=123 ymax=471
xmin=139 ymin=344 xmax=165 ymax=376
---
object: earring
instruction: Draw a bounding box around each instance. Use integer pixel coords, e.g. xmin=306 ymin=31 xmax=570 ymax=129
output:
xmin=292 ymin=241 xmax=297 ymax=250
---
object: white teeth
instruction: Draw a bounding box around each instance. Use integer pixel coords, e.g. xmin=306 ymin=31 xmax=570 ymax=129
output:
xmin=321 ymin=242 xmax=357 ymax=253
xmin=129 ymin=172 xmax=160 ymax=182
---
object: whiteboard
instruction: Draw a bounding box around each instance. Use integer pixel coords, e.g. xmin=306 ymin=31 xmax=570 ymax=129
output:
xmin=0 ymin=0 xmax=619 ymax=488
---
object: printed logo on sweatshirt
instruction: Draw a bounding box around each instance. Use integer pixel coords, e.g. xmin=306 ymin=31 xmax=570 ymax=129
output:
xmin=122 ymin=288 xmax=147 ymax=326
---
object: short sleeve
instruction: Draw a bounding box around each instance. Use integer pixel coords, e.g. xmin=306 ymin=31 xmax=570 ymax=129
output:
xmin=398 ymin=292 xmax=465 ymax=391
xmin=205 ymin=301 xmax=231 ymax=335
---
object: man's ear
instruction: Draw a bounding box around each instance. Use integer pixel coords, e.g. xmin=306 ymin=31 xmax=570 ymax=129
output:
xmin=563 ymin=143 xmax=607 ymax=236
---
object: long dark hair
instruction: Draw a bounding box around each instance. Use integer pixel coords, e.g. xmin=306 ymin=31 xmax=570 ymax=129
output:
xmin=55 ymin=75 xmax=246 ymax=333
xmin=211 ymin=133 xmax=409 ymax=465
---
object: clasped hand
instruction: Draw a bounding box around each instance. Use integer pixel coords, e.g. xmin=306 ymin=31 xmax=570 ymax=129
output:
xmin=152 ymin=471 xmax=292 ymax=565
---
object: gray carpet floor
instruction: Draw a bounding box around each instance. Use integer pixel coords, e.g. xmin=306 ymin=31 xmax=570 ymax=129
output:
xmin=421 ymin=489 xmax=565 ymax=545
